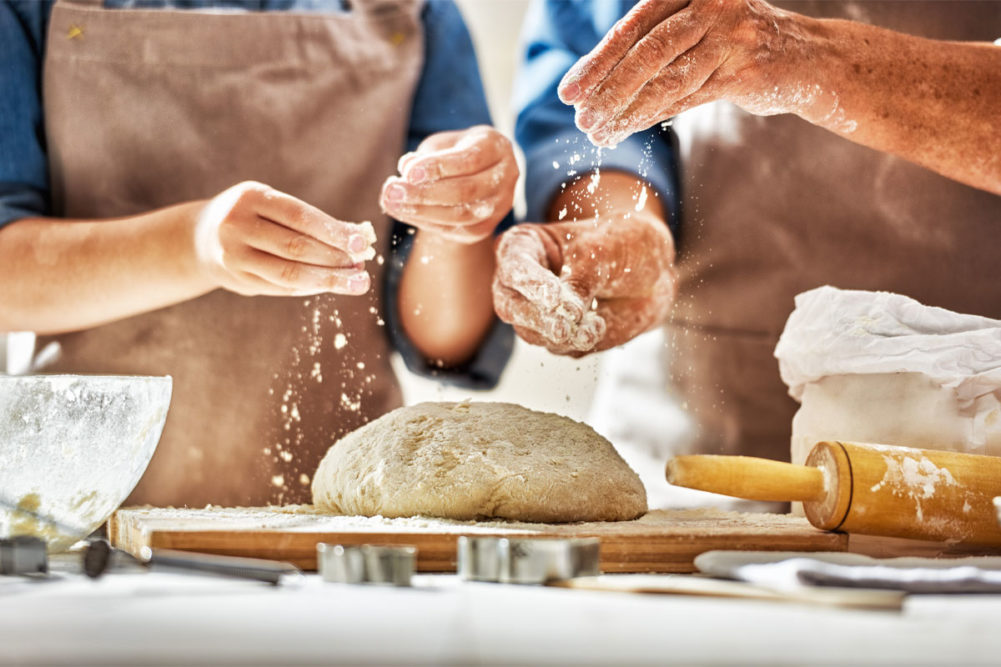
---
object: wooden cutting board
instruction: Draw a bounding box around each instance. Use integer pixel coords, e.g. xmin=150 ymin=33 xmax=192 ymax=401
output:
xmin=110 ymin=506 xmax=847 ymax=573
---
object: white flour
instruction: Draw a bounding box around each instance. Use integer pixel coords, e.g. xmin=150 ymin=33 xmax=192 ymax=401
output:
xmin=870 ymin=449 xmax=963 ymax=525
xmin=115 ymin=505 xmax=809 ymax=536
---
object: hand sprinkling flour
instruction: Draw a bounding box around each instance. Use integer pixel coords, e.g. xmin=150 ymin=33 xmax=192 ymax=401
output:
xmin=379 ymin=125 xmax=518 ymax=244
xmin=558 ymin=0 xmax=859 ymax=147
xmin=554 ymin=0 xmax=1001 ymax=195
xmin=194 ymin=181 xmax=376 ymax=297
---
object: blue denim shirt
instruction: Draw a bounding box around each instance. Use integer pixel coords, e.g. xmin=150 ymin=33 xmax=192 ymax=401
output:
xmin=515 ymin=0 xmax=680 ymax=231
xmin=0 ymin=0 xmax=513 ymax=388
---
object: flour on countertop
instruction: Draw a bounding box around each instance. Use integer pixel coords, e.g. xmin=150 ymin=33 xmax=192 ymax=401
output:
xmin=115 ymin=505 xmax=809 ymax=536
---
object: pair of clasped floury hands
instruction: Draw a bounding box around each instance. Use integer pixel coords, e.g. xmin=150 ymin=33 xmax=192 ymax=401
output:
xmin=492 ymin=203 xmax=677 ymax=356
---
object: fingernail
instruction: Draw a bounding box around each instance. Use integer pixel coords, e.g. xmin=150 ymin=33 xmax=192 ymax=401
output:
xmin=349 ymin=273 xmax=370 ymax=291
xmin=348 ymin=234 xmax=369 ymax=254
xmin=386 ymin=184 xmax=406 ymax=203
xmin=577 ymin=109 xmax=597 ymax=131
xmin=407 ymin=166 xmax=427 ymax=185
xmin=561 ymin=81 xmax=581 ymax=103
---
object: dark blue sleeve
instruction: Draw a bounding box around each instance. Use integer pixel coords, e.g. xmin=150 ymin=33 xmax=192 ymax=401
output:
xmin=384 ymin=0 xmax=514 ymax=390
xmin=514 ymin=0 xmax=680 ymax=229
xmin=0 ymin=0 xmax=54 ymax=228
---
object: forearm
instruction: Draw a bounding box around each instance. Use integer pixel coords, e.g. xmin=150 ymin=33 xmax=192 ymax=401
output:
xmin=398 ymin=231 xmax=496 ymax=366
xmin=0 ymin=202 xmax=211 ymax=334
xmin=782 ymin=13 xmax=1001 ymax=193
xmin=548 ymin=169 xmax=667 ymax=223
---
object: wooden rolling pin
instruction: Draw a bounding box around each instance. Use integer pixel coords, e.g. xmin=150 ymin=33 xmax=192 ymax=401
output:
xmin=666 ymin=441 xmax=1001 ymax=546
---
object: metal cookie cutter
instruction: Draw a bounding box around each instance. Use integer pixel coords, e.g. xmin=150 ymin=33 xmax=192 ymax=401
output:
xmin=457 ymin=536 xmax=600 ymax=584
xmin=316 ymin=544 xmax=416 ymax=587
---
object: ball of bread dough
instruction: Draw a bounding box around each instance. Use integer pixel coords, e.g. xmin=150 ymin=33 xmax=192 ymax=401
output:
xmin=312 ymin=401 xmax=647 ymax=522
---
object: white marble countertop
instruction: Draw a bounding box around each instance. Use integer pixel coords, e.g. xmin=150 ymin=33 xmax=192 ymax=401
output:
xmin=1 ymin=556 xmax=1000 ymax=666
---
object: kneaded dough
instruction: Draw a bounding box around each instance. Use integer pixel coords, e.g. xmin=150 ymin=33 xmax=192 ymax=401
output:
xmin=312 ymin=401 xmax=647 ymax=522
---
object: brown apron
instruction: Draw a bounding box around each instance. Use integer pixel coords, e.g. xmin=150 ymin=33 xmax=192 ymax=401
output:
xmin=39 ymin=0 xmax=424 ymax=506
xmin=667 ymin=1 xmax=1001 ymax=461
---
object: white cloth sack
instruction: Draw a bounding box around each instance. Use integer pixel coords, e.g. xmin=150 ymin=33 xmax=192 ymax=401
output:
xmin=774 ymin=286 xmax=1001 ymax=466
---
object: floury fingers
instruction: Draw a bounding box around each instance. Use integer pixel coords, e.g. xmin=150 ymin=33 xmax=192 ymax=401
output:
xmin=379 ymin=125 xmax=519 ymax=245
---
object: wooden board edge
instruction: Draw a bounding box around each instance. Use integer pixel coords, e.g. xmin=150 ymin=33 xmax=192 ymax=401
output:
xmin=112 ymin=525 xmax=848 ymax=573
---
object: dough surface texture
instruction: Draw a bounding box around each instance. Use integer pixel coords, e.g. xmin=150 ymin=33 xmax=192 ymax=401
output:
xmin=312 ymin=401 xmax=647 ymax=522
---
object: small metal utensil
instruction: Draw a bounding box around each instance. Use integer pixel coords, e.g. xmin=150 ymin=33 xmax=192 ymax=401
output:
xmin=457 ymin=536 xmax=601 ymax=584
xmin=316 ymin=544 xmax=416 ymax=586
xmin=83 ymin=538 xmax=301 ymax=585
xmin=0 ymin=536 xmax=48 ymax=576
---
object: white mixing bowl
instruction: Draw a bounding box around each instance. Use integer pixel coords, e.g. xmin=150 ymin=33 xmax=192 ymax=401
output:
xmin=0 ymin=375 xmax=172 ymax=551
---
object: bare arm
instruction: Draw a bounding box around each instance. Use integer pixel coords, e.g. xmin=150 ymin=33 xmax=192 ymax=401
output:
xmin=0 ymin=203 xmax=208 ymax=334
xmin=0 ymin=182 xmax=374 ymax=334
xmin=397 ymin=234 xmax=496 ymax=366
xmin=492 ymin=170 xmax=677 ymax=357
xmin=382 ymin=126 xmax=518 ymax=367
xmin=792 ymin=18 xmax=1001 ymax=193
xmin=559 ymin=0 xmax=1001 ymax=194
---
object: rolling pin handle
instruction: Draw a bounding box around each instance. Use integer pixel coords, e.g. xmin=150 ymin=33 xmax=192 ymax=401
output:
xmin=666 ymin=455 xmax=827 ymax=503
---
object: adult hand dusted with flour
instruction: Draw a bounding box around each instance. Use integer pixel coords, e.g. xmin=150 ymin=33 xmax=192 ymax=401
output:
xmin=380 ymin=125 xmax=518 ymax=243
xmin=195 ymin=181 xmax=376 ymax=297
xmin=558 ymin=0 xmax=1001 ymax=193
xmin=493 ymin=172 xmax=677 ymax=356
xmin=558 ymin=0 xmax=846 ymax=147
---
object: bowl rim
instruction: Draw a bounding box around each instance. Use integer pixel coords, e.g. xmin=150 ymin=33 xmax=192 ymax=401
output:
xmin=0 ymin=374 xmax=172 ymax=381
